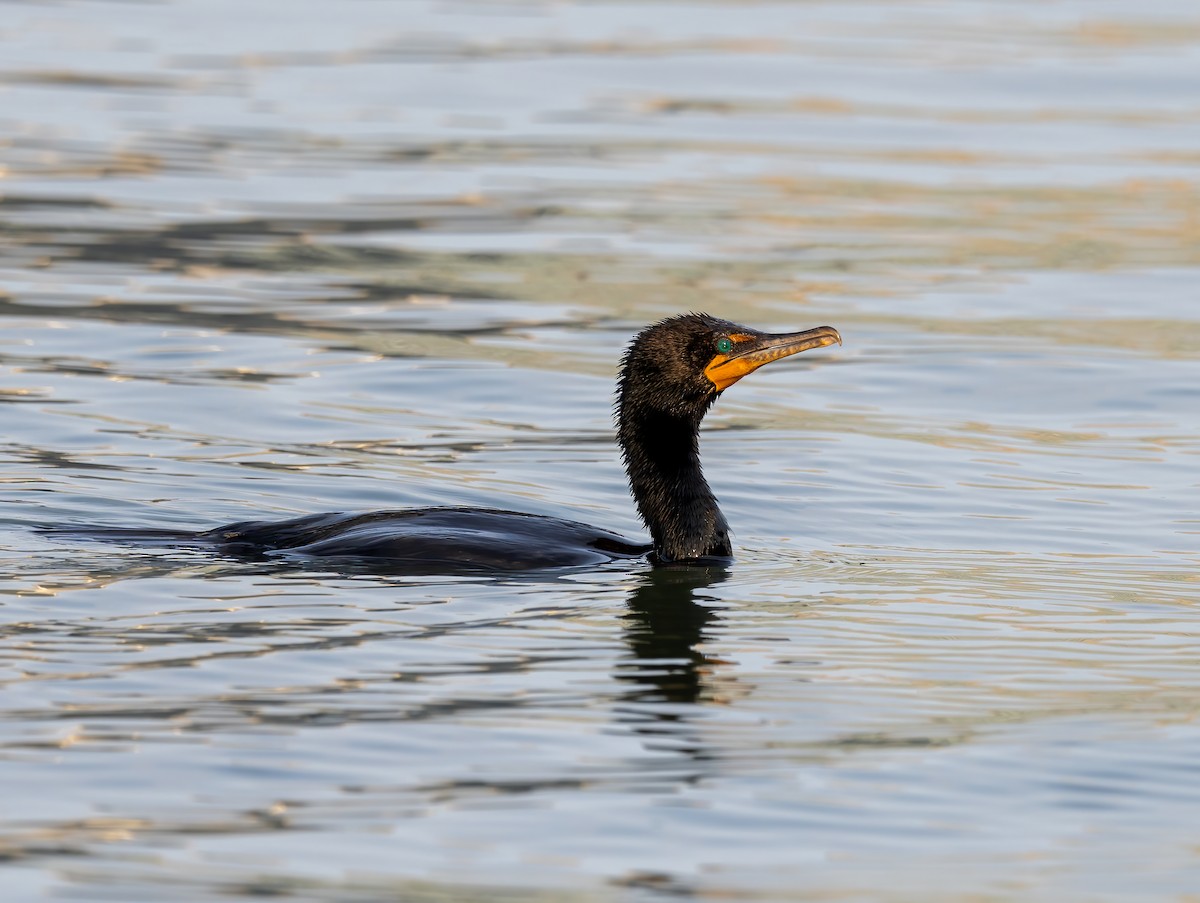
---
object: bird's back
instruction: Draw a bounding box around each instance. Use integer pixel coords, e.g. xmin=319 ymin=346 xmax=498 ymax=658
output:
xmin=204 ymin=507 xmax=650 ymax=572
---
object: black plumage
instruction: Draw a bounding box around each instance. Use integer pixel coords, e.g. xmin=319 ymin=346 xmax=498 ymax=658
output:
xmin=43 ymin=314 xmax=840 ymax=572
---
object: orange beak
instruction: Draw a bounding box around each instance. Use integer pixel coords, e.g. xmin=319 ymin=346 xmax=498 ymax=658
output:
xmin=704 ymin=325 xmax=841 ymax=392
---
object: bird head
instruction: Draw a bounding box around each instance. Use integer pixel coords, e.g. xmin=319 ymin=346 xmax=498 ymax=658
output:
xmin=617 ymin=313 xmax=841 ymax=423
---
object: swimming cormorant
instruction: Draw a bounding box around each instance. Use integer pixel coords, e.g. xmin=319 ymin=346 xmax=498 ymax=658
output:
xmin=44 ymin=314 xmax=840 ymax=571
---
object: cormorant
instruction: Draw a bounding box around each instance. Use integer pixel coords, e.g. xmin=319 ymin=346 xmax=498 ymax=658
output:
xmin=43 ymin=314 xmax=840 ymax=571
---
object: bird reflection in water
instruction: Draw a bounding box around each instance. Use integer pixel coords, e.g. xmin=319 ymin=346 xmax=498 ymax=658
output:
xmin=615 ymin=564 xmax=730 ymax=758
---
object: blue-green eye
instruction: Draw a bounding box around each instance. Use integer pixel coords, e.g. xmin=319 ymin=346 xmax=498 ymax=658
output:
xmin=716 ymin=337 xmax=733 ymax=354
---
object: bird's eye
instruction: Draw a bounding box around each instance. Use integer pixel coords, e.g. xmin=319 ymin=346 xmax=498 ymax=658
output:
xmin=716 ymin=337 xmax=733 ymax=354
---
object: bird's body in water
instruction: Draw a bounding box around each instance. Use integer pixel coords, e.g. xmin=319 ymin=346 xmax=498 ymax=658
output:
xmin=44 ymin=314 xmax=840 ymax=573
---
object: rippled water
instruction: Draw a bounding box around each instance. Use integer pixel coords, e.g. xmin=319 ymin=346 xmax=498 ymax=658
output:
xmin=2 ymin=0 xmax=1199 ymax=900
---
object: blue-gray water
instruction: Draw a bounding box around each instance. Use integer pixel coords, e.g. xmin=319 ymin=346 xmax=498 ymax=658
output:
xmin=2 ymin=1 xmax=1199 ymax=900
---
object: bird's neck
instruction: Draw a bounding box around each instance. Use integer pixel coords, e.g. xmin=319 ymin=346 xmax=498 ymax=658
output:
xmin=618 ymin=409 xmax=731 ymax=563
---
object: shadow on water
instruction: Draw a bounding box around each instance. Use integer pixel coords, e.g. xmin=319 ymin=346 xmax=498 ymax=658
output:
xmin=615 ymin=564 xmax=730 ymax=759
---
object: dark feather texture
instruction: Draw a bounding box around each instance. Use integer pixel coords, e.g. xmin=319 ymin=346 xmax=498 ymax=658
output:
xmin=616 ymin=314 xmax=737 ymax=563
xmin=42 ymin=313 xmax=838 ymax=572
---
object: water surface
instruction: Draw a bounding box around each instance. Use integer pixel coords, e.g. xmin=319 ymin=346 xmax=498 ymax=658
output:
xmin=2 ymin=1 xmax=1199 ymax=900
